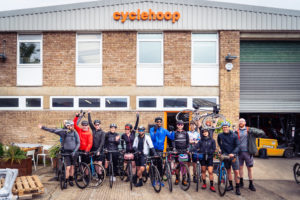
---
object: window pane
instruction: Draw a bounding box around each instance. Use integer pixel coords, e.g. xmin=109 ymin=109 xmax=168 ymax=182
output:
xmin=138 ymin=33 xmax=162 ymax=40
xmin=0 ymin=98 xmax=19 ymax=107
xmin=192 ymin=34 xmax=217 ymax=40
xmin=52 ymin=98 xmax=74 ymax=107
xmin=192 ymin=98 xmax=217 ymax=108
xmin=19 ymin=42 xmax=41 ymax=64
xmin=163 ymin=98 xmax=187 ymax=108
xmin=105 ymin=98 xmax=127 ymax=108
xmin=79 ymin=98 xmax=100 ymax=107
xmin=139 ymin=41 xmax=161 ymax=63
xmin=77 ymin=34 xmax=101 ymax=40
xmin=193 ymin=41 xmax=216 ymax=63
xmin=26 ymin=98 xmax=41 ymax=107
xmin=19 ymin=34 xmax=42 ymax=40
xmin=78 ymin=41 xmax=100 ymax=64
xmin=139 ymin=98 xmax=156 ymax=108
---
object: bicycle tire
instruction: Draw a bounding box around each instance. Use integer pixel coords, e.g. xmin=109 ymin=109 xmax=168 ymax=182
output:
xmin=119 ymin=159 xmax=126 ymax=181
xmin=179 ymin=163 xmax=191 ymax=191
xmin=89 ymin=163 xmax=106 ymax=187
xmin=142 ymin=167 xmax=148 ymax=183
xmin=175 ymin=109 xmax=194 ymax=124
xmin=127 ymin=163 xmax=133 ymax=190
xmin=59 ymin=162 xmax=66 ymax=190
xmin=217 ymin=166 xmax=228 ymax=196
xmin=202 ymin=113 xmax=226 ymax=129
xmin=150 ymin=165 xmax=161 ymax=193
xmin=196 ymin=163 xmax=201 ymax=192
xmin=75 ymin=162 xmax=91 ymax=189
xmin=165 ymin=162 xmax=173 ymax=192
xmin=109 ymin=162 xmax=114 ymax=188
xmin=293 ymin=163 xmax=300 ymax=184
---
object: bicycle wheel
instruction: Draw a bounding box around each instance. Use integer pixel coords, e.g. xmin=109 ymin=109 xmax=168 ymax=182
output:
xmin=109 ymin=162 xmax=114 ymax=188
xmin=142 ymin=165 xmax=148 ymax=183
xmin=89 ymin=163 xmax=106 ymax=187
xmin=294 ymin=163 xmax=300 ymax=184
xmin=202 ymin=113 xmax=226 ymax=129
xmin=165 ymin=162 xmax=173 ymax=192
xmin=179 ymin=163 xmax=191 ymax=191
xmin=119 ymin=159 xmax=126 ymax=181
xmin=128 ymin=163 xmax=133 ymax=190
xmin=150 ymin=165 xmax=161 ymax=193
xmin=59 ymin=162 xmax=66 ymax=190
xmin=75 ymin=162 xmax=91 ymax=189
xmin=176 ymin=109 xmax=193 ymax=124
xmin=218 ymin=166 xmax=228 ymax=196
xmin=196 ymin=163 xmax=201 ymax=192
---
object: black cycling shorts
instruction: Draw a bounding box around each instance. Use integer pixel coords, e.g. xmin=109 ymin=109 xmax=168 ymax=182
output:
xmin=200 ymin=157 xmax=214 ymax=167
xmin=135 ymin=155 xmax=147 ymax=167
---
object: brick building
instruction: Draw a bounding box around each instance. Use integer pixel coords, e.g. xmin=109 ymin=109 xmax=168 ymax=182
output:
xmin=0 ymin=0 xmax=300 ymax=145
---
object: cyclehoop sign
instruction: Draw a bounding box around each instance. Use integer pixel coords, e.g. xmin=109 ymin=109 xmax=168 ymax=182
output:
xmin=113 ymin=9 xmax=181 ymax=23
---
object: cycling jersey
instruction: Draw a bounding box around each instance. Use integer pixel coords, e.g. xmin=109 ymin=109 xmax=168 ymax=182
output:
xmin=88 ymin=113 xmax=105 ymax=152
xmin=150 ymin=126 xmax=174 ymax=151
xmin=173 ymin=130 xmax=189 ymax=151
xmin=105 ymin=132 xmax=120 ymax=151
xmin=73 ymin=116 xmax=93 ymax=152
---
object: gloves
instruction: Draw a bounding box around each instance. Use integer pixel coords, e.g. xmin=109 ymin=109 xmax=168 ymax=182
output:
xmin=168 ymin=125 xmax=175 ymax=131
xmin=154 ymin=125 xmax=158 ymax=131
xmin=96 ymin=151 xmax=100 ymax=156
xmin=76 ymin=113 xmax=80 ymax=117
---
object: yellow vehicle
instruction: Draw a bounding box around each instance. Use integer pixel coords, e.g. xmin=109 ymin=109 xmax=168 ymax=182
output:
xmin=256 ymin=138 xmax=294 ymax=158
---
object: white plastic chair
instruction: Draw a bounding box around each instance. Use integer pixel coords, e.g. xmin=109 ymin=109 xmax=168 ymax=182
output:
xmin=26 ymin=150 xmax=36 ymax=171
xmin=37 ymin=145 xmax=53 ymax=167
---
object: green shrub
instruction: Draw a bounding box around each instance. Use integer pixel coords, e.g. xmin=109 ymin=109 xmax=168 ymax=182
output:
xmin=49 ymin=143 xmax=61 ymax=158
xmin=2 ymin=145 xmax=27 ymax=165
xmin=0 ymin=143 xmax=4 ymax=157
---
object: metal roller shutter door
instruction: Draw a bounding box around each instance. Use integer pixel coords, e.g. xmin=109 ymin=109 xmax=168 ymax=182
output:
xmin=240 ymin=41 xmax=300 ymax=113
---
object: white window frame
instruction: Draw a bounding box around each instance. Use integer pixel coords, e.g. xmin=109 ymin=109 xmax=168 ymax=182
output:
xmin=76 ymin=33 xmax=102 ymax=86
xmin=191 ymin=33 xmax=219 ymax=86
xmin=50 ymin=96 xmax=130 ymax=111
xmin=136 ymin=96 xmax=219 ymax=111
xmin=0 ymin=96 xmax=43 ymax=110
xmin=137 ymin=33 xmax=164 ymax=86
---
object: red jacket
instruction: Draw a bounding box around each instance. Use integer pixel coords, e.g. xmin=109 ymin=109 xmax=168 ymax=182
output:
xmin=74 ymin=116 xmax=93 ymax=152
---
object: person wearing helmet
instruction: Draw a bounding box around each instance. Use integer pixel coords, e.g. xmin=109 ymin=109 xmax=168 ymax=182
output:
xmin=196 ymin=120 xmax=218 ymax=138
xmin=74 ymin=113 xmax=93 ymax=164
xmin=217 ymin=121 xmax=241 ymax=195
xmin=121 ymin=112 xmax=139 ymax=182
xmin=173 ymin=120 xmax=190 ymax=186
xmin=133 ymin=126 xmax=156 ymax=187
xmin=188 ymin=121 xmax=201 ymax=183
xmin=39 ymin=120 xmax=80 ymax=189
xmin=197 ymin=128 xmax=216 ymax=192
xmin=149 ymin=116 xmax=174 ymax=186
xmin=104 ymin=123 xmax=120 ymax=181
xmin=87 ymin=110 xmax=106 ymax=167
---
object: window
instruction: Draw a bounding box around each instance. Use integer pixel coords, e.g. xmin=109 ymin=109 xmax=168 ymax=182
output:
xmin=191 ymin=33 xmax=219 ymax=86
xmin=52 ymin=98 xmax=74 ymax=108
xmin=138 ymin=98 xmax=157 ymax=108
xmin=17 ymin=34 xmax=43 ymax=86
xmin=137 ymin=33 xmax=163 ymax=86
xmin=105 ymin=98 xmax=128 ymax=108
xmin=76 ymin=33 xmax=102 ymax=86
xmin=79 ymin=98 xmax=100 ymax=108
xmin=0 ymin=97 xmax=43 ymax=110
xmin=163 ymin=98 xmax=187 ymax=108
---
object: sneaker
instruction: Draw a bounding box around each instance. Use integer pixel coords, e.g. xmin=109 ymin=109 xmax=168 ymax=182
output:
xmin=182 ymin=179 xmax=188 ymax=186
xmin=193 ymin=176 xmax=197 ymax=183
xmin=210 ymin=186 xmax=216 ymax=192
xmin=249 ymin=184 xmax=256 ymax=191
xmin=135 ymin=179 xmax=143 ymax=187
xmin=63 ymin=181 xmax=68 ymax=189
xmin=202 ymin=184 xmax=207 ymax=189
xmin=236 ymin=187 xmax=241 ymax=195
xmin=69 ymin=180 xmax=74 ymax=187
xmin=159 ymin=181 xmax=165 ymax=187
xmin=152 ymin=181 xmax=156 ymax=187
xmin=226 ymin=185 xmax=234 ymax=191
xmin=175 ymin=179 xmax=179 ymax=185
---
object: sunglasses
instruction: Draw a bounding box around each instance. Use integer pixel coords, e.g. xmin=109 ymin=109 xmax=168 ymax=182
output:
xmin=177 ymin=124 xmax=184 ymax=126
xmin=94 ymin=124 xmax=100 ymax=126
xmin=156 ymin=121 xmax=162 ymax=123
xmin=82 ymin=125 xmax=88 ymax=127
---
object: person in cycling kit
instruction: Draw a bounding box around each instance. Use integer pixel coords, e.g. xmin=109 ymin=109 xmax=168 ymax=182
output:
xmin=188 ymin=121 xmax=201 ymax=183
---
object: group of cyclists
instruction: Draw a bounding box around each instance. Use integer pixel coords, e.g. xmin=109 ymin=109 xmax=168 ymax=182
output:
xmin=39 ymin=111 xmax=264 ymax=196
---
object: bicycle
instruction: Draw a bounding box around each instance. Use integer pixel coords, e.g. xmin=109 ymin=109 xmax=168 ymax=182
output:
xmin=104 ymin=149 xmax=123 ymax=188
xmin=146 ymin=155 xmax=162 ymax=193
xmin=217 ymin=154 xmax=235 ymax=196
xmin=56 ymin=152 xmax=70 ymax=190
xmin=122 ymin=152 xmax=138 ymax=190
xmin=176 ymin=103 xmax=226 ymax=129
xmin=74 ymin=152 xmax=91 ymax=189
xmin=293 ymin=162 xmax=300 ymax=184
xmin=87 ymin=151 xmax=106 ymax=187
xmin=160 ymin=151 xmax=173 ymax=192
xmin=192 ymin=152 xmax=204 ymax=192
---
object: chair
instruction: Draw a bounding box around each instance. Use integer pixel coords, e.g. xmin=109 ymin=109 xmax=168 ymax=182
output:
xmin=37 ymin=145 xmax=53 ymax=167
xmin=26 ymin=150 xmax=36 ymax=171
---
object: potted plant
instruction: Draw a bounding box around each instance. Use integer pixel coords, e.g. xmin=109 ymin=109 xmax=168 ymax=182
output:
xmin=49 ymin=143 xmax=61 ymax=169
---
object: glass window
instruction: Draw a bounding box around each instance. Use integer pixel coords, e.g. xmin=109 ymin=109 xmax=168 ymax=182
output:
xmin=77 ymin=34 xmax=101 ymax=40
xmin=193 ymin=41 xmax=217 ymax=63
xmin=192 ymin=98 xmax=217 ymax=108
xmin=105 ymin=98 xmax=127 ymax=108
xmin=192 ymin=34 xmax=218 ymax=40
xmin=79 ymin=98 xmax=100 ymax=107
xmin=18 ymin=35 xmax=42 ymax=40
xmin=163 ymin=98 xmax=187 ymax=108
xmin=139 ymin=98 xmax=157 ymax=108
xmin=0 ymin=98 xmax=19 ymax=107
xmin=138 ymin=33 xmax=163 ymax=64
xmin=26 ymin=98 xmax=41 ymax=107
xmin=52 ymin=98 xmax=74 ymax=107
xmin=138 ymin=34 xmax=163 ymax=40
xmin=78 ymin=41 xmax=101 ymax=64
xmin=19 ymin=42 xmax=41 ymax=64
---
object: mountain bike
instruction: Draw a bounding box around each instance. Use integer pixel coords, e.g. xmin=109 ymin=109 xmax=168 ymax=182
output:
xmin=57 ymin=152 xmax=70 ymax=190
xmin=217 ymin=154 xmax=236 ymax=196
xmin=294 ymin=162 xmax=300 ymax=184
xmin=74 ymin=152 xmax=91 ymax=189
xmin=87 ymin=151 xmax=106 ymax=187
xmin=161 ymin=151 xmax=173 ymax=192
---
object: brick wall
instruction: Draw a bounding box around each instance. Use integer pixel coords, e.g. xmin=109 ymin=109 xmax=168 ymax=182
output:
xmin=164 ymin=31 xmax=191 ymax=86
xmin=102 ymin=32 xmax=136 ymax=86
xmin=219 ymin=31 xmax=240 ymax=126
xmin=0 ymin=111 xmax=163 ymax=145
xmin=0 ymin=33 xmax=17 ymax=86
xmin=43 ymin=32 xmax=76 ymax=86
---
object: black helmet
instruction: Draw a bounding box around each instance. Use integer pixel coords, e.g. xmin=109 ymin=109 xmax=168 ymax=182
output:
xmin=81 ymin=120 xmax=88 ymax=126
xmin=94 ymin=120 xmax=101 ymax=125
xmin=155 ymin=117 xmax=163 ymax=122
xmin=110 ymin=123 xmax=117 ymax=128
xmin=138 ymin=126 xmax=145 ymax=132
xmin=125 ymin=123 xmax=133 ymax=130
xmin=176 ymin=120 xmax=184 ymax=125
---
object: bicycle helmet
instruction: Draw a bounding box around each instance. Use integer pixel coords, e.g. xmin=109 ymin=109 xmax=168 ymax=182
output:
xmin=176 ymin=120 xmax=184 ymax=125
xmin=221 ymin=121 xmax=231 ymax=127
xmin=155 ymin=117 xmax=163 ymax=122
xmin=138 ymin=126 xmax=145 ymax=132
xmin=65 ymin=120 xmax=71 ymax=126
xmin=110 ymin=123 xmax=117 ymax=128
xmin=81 ymin=120 xmax=88 ymax=126
xmin=125 ymin=123 xmax=133 ymax=130
xmin=94 ymin=120 xmax=101 ymax=125
xmin=68 ymin=120 xmax=74 ymax=126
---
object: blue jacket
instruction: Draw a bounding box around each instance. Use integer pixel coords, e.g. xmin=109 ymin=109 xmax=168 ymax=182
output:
xmin=150 ymin=126 xmax=174 ymax=151
xmin=217 ymin=130 xmax=240 ymax=155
